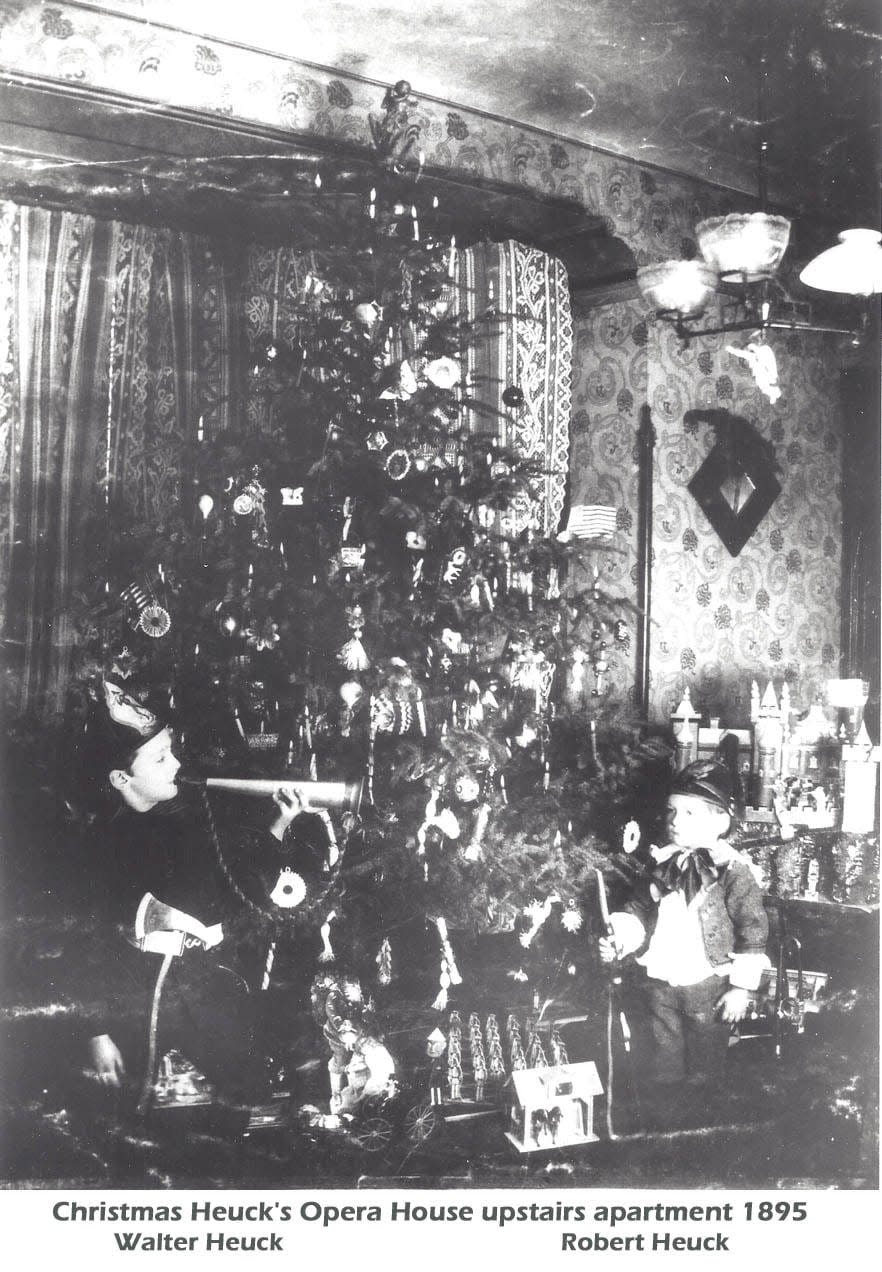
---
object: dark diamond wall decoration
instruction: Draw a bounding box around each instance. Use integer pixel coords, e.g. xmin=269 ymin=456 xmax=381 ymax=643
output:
xmin=687 ymin=440 xmax=781 ymax=557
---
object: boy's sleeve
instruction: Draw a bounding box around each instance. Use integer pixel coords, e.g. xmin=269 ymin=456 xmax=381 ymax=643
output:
xmin=725 ymin=862 xmax=771 ymax=990
xmin=607 ymin=911 xmax=647 ymax=956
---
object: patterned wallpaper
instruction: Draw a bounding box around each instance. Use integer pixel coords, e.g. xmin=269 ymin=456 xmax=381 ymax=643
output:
xmin=570 ymin=300 xmax=843 ymax=725
xmin=0 ymin=1 xmax=847 ymax=725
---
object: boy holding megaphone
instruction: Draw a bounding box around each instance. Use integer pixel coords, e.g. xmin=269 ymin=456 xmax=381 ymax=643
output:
xmin=79 ymin=677 xmax=329 ymax=1113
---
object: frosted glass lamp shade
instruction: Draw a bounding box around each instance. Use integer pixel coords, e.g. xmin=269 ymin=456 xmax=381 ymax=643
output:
xmin=799 ymin=229 xmax=882 ymax=296
xmin=636 ymin=260 xmax=717 ymax=317
xmin=696 ymin=212 xmax=791 ymax=281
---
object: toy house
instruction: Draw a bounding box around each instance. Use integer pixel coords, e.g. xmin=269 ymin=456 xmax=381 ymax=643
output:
xmin=505 ymin=1061 xmax=603 ymax=1153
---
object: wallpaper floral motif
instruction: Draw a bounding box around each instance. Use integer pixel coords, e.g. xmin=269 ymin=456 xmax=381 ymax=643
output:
xmin=0 ymin=1 xmax=847 ymax=724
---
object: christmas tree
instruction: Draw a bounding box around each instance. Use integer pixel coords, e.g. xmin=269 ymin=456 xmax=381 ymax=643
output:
xmin=69 ymin=82 xmax=670 ymax=1001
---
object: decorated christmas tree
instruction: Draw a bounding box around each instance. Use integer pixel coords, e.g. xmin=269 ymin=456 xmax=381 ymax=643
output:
xmin=68 ymin=82 xmax=670 ymax=1001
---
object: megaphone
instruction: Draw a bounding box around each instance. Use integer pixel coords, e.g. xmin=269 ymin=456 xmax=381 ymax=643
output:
xmin=134 ymin=892 xmax=224 ymax=955
xmin=196 ymin=776 xmax=364 ymax=815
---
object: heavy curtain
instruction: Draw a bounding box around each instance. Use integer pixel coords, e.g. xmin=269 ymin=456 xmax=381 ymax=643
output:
xmin=0 ymin=204 xmax=236 ymax=714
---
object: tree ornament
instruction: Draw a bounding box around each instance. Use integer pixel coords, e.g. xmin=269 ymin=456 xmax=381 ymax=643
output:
xmin=337 ymin=606 xmax=370 ymax=672
xmin=339 ymin=680 xmax=364 ymax=709
xmin=561 ymin=900 xmax=583 ymax=933
xmin=280 ymin=485 xmax=304 ymax=506
xmin=232 ymin=470 xmax=269 ymax=546
xmin=375 ymin=938 xmax=392 ymax=986
xmin=139 ymin=603 xmax=171 ymax=638
xmin=339 ymin=543 xmax=366 ymax=572
xmin=119 ymin=582 xmax=151 ymax=629
xmin=425 ymin=356 xmax=461 ymax=389
xmin=197 ymin=493 xmax=215 ymax=520
xmin=319 ymin=910 xmax=337 ymax=962
xmin=244 ymin=619 xmax=280 ymax=651
xmin=385 ymin=448 xmax=413 ymax=481
xmin=250 ymin=333 xmax=284 ymax=374
xmin=270 ymin=867 xmax=307 ymax=909
xmin=354 ymin=301 xmax=382 ymax=328
xmin=432 ymin=960 xmax=452 ymax=1011
xmin=432 ymin=916 xmax=462 ymax=1006
xmin=379 ymin=358 xmax=418 ymax=401
xmin=442 ymin=547 xmax=467 ymax=585
xmin=453 ymin=773 xmax=480 ymax=805
xmin=571 ymin=646 xmax=588 ymax=692
xmin=462 ymin=801 xmax=490 ymax=862
xmin=518 ymin=896 xmax=558 ymax=948
xmin=622 ymin=819 xmax=641 ymax=854
xmin=502 ymin=385 xmax=524 ymax=408
xmin=366 ymin=430 xmax=390 ymax=452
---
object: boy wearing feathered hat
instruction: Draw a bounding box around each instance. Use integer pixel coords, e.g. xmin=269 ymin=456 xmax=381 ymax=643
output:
xmin=600 ymin=760 xmax=769 ymax=1121
xmin=79 ymin=677 xmax=312 ymax=1107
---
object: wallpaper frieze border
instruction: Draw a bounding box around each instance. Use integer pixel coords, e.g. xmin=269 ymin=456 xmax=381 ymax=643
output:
xmin=0 ymin=0 xmax=749 ymax=262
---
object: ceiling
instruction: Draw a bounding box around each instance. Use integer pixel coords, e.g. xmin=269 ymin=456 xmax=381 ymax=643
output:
xmin=87 ymin=0 xmax=880 ymax=224
xmin=0 ymin=0 xmax=877 ymax=298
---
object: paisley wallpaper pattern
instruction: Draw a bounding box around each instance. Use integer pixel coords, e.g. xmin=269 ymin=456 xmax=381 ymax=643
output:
xmin=0 ymin=1 xmax=847 ymax=725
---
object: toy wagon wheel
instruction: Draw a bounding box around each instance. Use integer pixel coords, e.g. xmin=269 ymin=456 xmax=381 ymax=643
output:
xmin=403 ymin=1101 xmax=439 ymax=1145
xmin=350 ymin=1115 xmax=395 ymax=1153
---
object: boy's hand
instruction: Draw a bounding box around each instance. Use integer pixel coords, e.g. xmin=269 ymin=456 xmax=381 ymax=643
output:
xmin=598 ymin=936 xmax=621 ymax=964
xmin=716 ymin=987 xmax=751 ymax=1023
xmin=87 ymin=1034 xmax=126 ymax=1087
xmin=269 ymin=787 xmax=304 ymax=841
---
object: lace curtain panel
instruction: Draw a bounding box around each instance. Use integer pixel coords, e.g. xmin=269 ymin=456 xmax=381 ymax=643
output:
xmin=456 ymin=240 xmax=572 ymax=536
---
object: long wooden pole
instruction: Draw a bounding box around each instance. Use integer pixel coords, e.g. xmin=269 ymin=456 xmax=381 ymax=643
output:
xmin=635 ymin=406 xmax=655 ymax=718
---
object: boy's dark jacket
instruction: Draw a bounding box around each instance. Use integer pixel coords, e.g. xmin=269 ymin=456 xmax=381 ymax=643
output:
xmin=81 ymin=792 xmax=329 ymax=1040
xmin=618 ymin=851 xmax=769 ymax=989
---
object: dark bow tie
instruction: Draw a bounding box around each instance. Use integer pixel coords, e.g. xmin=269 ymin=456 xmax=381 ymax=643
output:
xmin=653 ymin=848 xmax=721 ymax=906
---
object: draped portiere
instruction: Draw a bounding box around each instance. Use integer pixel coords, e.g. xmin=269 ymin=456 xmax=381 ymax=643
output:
xmin=0 ymin=204 xmax=236 ymax=714
xmin=458 ymin=241 xmax=572 ymax=535
xmin=0 ymin=205 xmax=117 ymax=713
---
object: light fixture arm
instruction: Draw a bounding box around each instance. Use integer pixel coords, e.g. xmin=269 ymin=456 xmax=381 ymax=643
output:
xmin=672 ymin=315 xmax=859 ymax=342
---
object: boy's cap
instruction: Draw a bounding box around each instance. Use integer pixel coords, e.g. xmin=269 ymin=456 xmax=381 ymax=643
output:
xmin=670 ymin=760 xmax=735 ymax=813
